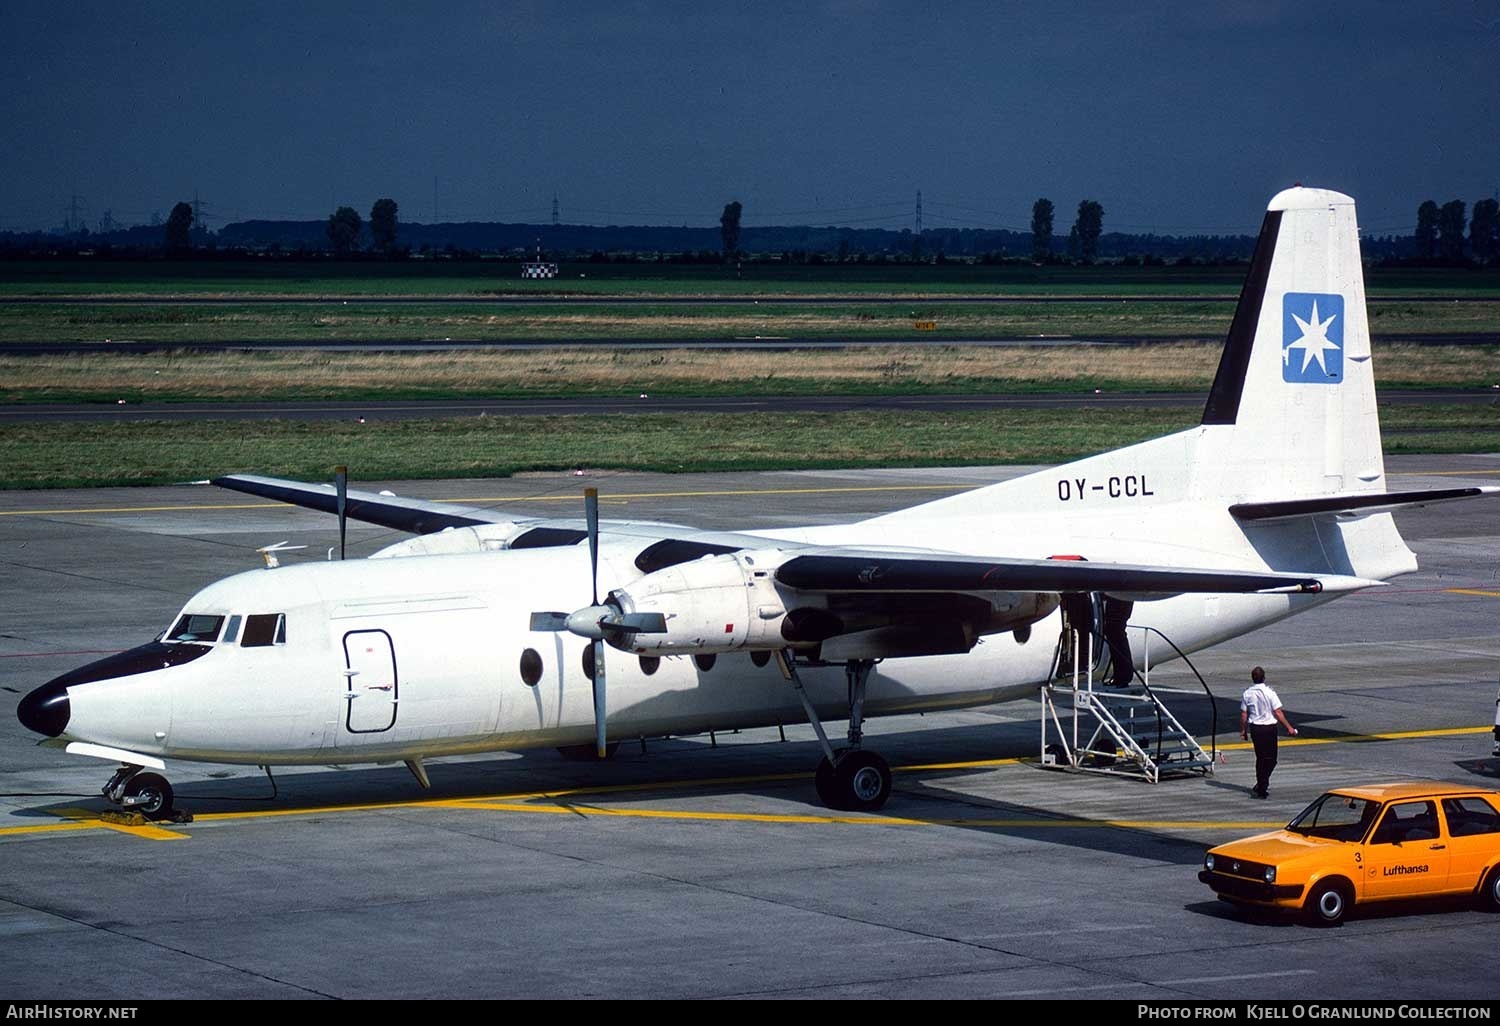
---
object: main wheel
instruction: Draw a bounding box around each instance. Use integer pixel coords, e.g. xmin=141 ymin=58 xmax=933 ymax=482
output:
xmin=1304 ymin=878 xmax=1352 ymax=926
xmin=814 ymin=756 xmax=841 ymax=809
xmin=122 ymin=772 xmax=174 ymax=821
xmin=1479 ymin=867 xmax=1500 ymax=913
xmin=833 ymin=750 xmax=892 ymax=812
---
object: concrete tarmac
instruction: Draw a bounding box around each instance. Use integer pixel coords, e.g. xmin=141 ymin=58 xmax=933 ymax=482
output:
xmin=1 ymin=456 xmax=1498 ymax=1000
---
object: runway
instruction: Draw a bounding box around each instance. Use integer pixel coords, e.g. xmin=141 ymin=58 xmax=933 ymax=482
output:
xmin=2 ymin=457 xmax=1498 ymax=999
xmin=2 ymin=389 xmax=1495 ymax=424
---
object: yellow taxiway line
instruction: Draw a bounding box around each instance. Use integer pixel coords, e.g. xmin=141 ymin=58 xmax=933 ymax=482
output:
xmin=2 ymin=725 xmax=1492 ymax=843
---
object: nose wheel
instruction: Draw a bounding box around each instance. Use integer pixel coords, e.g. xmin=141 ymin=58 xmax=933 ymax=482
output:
xmin=103 ymin=765 xmax=178 ymax=822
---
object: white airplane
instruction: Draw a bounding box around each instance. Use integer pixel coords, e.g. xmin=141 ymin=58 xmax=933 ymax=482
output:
xmin=17 ymin=187 xmax=1497 ymax=818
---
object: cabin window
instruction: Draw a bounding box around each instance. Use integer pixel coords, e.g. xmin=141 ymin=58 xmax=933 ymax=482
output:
xmin=1442 ymin=797 xmax=1500 ymax=837
xmin=1371 ymin=800 xmax=1439 ymax=845
xmin=168 ymin=613 xmax=225 ymax=643
xmin=222 ymin=615 xmax=242 ymax=644
xmin=519 ymin=648 xmax=543 ymax=687
xmin=242 ymin=613 xmax=286 ymax=648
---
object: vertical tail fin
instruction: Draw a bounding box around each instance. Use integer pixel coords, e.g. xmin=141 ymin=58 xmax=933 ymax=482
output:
xmin=1195 ymin=187 xmax=1383 ymax=497
xmin=872 ymin=187 xmax=1388 ymax=530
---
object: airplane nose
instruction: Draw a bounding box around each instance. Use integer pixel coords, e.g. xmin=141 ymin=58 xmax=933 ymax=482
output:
xmin=17 ymin=681 xmax=71 ymax=737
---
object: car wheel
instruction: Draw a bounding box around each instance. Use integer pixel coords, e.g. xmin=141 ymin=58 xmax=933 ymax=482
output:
xmin=1479 ymin=867 xmax=1500 ymax=913
xmin=1305 ymin=878 xmax=1352 ymax=926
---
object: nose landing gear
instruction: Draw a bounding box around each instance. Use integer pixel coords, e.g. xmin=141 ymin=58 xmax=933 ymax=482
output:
xmin=103 ymin=765 xmax=180 ymax=822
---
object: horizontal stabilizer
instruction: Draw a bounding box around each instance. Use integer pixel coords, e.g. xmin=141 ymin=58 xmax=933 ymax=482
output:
xmin=1230 ymin=486 xmax=1500 ymax=522
xmin=775 ymin=551 xmax=1379 ymax=597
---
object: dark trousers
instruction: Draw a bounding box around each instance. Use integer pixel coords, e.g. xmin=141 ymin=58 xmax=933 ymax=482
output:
xmin=1250 ymin=723 xmax=1278 ymax=794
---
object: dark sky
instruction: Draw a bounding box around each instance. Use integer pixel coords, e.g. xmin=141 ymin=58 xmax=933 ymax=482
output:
xmin=2 ymin=1 xmax=1496 ymax=237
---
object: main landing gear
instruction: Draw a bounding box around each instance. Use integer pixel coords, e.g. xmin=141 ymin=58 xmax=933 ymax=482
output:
xmin=102 ymin=764 xmax=177 ymax=821
xmin=775 ymin=651 xmax=892 ymax=812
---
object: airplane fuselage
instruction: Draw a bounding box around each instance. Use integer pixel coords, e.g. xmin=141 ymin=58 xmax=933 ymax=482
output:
xmin=55 ymin=526 xmax=1335 ymax=768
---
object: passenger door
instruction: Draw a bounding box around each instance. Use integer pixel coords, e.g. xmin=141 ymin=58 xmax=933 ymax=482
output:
xmin=1363 ymin=800 xmax=1449 ymax=899
xmin=1439 ymin=797 xmax=1500 ymax=893
xmin=343 ymin=629 xmax=398 ymax=733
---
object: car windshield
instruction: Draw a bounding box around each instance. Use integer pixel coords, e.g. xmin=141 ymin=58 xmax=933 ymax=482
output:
xmin=1286 ymin=792 xmax=1379 ymax=841
xmin=167 ymin=613 xmax=225 ymax=643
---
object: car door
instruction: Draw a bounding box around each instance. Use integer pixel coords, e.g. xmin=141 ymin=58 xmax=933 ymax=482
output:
xmin=1439 ymin=796 xmax=1500 ymax=893
xmin=1363 ymin=800 xmax=1449 ymax=899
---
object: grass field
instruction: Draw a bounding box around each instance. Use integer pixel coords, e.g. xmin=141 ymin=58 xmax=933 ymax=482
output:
xmin=1 ymin=262 xmax=1493 ymax=490
xmin=2 ymin=299 xmax=1497 ymax=346
xmin=1 ymin=402 xmax=1494 ymax=490
xmin=1 ymin=344 xmax=1494 ymax=404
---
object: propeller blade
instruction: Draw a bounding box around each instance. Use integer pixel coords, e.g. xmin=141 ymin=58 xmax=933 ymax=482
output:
xmin=334 ymin=465 xmax=348 ymax=560
xmin=529 ymin=611 xmax=572 ymax=632
xmin=585 ymin=487 xmax=599 ymax=606
xmin=591 ymin=638 xmax=607 ymax=759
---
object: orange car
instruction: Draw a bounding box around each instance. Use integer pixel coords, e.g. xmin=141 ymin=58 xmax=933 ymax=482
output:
xmin=1198 ymin=782 xmax=1500 ymax=925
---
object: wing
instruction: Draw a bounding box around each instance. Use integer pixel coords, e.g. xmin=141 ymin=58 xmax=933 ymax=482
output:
xmin=213 ymin=473 xmax=716 ymax=547
xmin=774 ymin=549 xmax=1380 ymax=596
xmin=611 ymin=542 xmax=1382 ymax=662
xmin=213 ymin=473 xmax=503 ymax=534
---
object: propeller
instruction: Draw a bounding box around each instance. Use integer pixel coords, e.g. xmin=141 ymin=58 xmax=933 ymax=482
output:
xmin=528 ymin=488 xmax=666 ymax=758
xmin=334 ymin=465 xmax=348 ymax=560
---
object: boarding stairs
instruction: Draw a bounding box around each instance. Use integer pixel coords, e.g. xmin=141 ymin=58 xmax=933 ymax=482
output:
xmin=1040 ymin=625 xmax=1219 ymax=783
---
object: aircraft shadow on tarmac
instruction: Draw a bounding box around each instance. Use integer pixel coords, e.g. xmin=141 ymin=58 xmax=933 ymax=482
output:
xmin=10 ymin=712 xmax=1240 ymax=868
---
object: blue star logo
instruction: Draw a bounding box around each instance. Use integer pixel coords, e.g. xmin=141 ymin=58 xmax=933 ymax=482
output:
xmin=1282 ymin=292 xmax=1344 ymax=383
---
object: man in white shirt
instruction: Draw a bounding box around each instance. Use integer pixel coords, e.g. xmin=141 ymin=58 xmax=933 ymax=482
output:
xmin=1492 ymin=681 xmax=1499 ymax=758
xmin=1240 ymin=666 xmax=1297 ymax=799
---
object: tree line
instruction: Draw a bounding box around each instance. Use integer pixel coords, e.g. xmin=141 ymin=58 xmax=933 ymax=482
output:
xmin=13 ymin=193 xmax=1497 ymax=266
xmin=1413 ymin=198 xmax=1499 ymax=265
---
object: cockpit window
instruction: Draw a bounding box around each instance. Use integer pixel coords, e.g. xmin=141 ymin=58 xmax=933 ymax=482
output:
xmin=242 ymin=613 xmax=286 ymax=648
xmin=222 ymin=615 xmax=242 ymax=644
xmin=168 ymin=613 xmax=225 ymax=643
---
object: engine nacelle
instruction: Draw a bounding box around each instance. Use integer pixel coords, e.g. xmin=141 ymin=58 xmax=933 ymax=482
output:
xmin=611 ymin=551 xmax=790 ymax=654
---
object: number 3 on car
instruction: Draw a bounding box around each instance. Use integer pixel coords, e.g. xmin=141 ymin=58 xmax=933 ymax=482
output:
xmin=1198 ymin=782 xmax=1500 ymax=925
